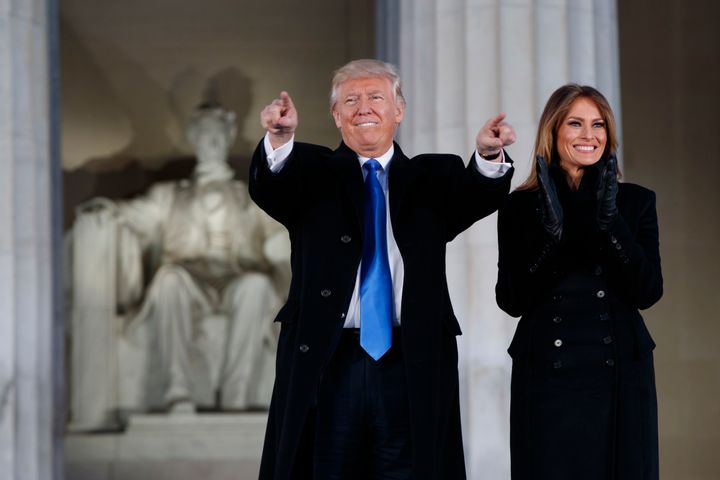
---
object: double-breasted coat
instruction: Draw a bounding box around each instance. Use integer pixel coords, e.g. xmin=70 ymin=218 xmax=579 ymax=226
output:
xmin=496 ymin=164 xmax=663 ymax=480
xmin=249 ymin=140 xmax=513 ymax=480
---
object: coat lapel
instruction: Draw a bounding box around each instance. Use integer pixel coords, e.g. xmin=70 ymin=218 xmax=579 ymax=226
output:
xmin=326 ymin=142 xmax=364 ymax=228
xmin=387 ymin=142 xmax=422 ymax=225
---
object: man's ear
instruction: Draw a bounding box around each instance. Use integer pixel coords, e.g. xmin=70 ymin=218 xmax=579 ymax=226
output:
xmin=332 ymin=108 xmax=342 ymax=129
xmin=394 ymin=102 xmax=405 ymax=125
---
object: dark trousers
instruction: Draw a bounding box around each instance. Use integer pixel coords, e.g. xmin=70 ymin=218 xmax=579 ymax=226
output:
xmin=313 ymin=329 xmax=412 ymax=480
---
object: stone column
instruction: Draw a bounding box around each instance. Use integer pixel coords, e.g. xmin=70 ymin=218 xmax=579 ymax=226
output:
xmin=0 ymin=0 xmax=63 ymax=479
xmin=398 ymin=0 xmax=620 ymax=476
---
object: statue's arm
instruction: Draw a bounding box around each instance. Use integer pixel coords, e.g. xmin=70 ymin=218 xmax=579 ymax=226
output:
xmin=115 ymin=183 xmax=173 ymax=248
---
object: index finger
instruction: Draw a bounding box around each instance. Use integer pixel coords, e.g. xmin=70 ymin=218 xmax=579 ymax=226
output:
xmin=279 ymin=91 xmax=295 ymax=111
xmin=484 ymin=112 xmax=507 ymax=129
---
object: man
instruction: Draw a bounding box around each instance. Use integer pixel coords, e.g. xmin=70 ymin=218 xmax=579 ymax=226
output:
xmin=250 ymin=59 xmax=515 ymax=479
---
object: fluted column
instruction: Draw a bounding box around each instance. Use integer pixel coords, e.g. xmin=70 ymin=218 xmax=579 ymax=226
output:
xmin=0 ymin=0 xmax=62 ymax=479
xmin=398 ymin=0 xmax=620 ymax=476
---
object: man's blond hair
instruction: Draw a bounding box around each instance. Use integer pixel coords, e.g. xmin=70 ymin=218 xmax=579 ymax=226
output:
xmin=330 ymin=59 xmax=405 ymax=110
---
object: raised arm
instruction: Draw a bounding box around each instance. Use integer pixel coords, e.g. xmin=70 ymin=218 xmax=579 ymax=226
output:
xmin=441 ymin=113 xmax=516 ymax=240
xmin=251 ymin=92 xmax=331 ymax=228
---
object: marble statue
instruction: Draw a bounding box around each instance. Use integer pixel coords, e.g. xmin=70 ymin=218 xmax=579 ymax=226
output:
xmin=67 ymin=104 xmax=289 ymax=430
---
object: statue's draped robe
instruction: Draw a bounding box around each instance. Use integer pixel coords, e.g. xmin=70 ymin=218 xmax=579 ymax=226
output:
xmin=69 ymin=176 xmax=289 ymax=429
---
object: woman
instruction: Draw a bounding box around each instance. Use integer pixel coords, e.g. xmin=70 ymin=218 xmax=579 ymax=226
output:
xmin=496 ymin=84 xmax=663 ymax=479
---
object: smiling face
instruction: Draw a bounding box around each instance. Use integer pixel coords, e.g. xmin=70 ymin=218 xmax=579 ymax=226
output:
xmin=556 ymin=97 xmax=607 ymax=172
xmin=331 ymin=76 xmax=404 ymax=158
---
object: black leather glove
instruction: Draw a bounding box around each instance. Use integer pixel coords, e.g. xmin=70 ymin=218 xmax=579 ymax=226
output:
xmin=596 ymin=153 xmax=619 ymax=231
xmin=536 ymin=155 xmax=563 ymax=243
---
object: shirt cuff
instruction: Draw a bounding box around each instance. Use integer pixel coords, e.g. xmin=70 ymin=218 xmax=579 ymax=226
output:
xmin=473 ymin=150 xmax=511 ymax=178
xmin=264 ymin=133 xmax=295 ymax=173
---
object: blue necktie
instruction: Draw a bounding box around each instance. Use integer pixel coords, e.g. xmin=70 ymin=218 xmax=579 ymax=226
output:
xmin=360 ymin=159 xmax=393 ymax=361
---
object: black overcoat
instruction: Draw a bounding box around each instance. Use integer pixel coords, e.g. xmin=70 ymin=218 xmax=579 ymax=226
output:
xmin=249 ymin=140 xmax=513 ymax=480
xmin=495 ymin=165 xmax=663 ymax=480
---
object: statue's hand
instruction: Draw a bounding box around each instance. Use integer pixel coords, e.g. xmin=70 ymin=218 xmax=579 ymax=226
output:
xmin=261 ymin=91 xmax=298 ymax=149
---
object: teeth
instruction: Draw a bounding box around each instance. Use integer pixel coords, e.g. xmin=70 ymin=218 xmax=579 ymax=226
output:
xmin=575 ymin=145 xmax=595 ymax=152
xmin=357 ymin=122 xmax=377 ymax=127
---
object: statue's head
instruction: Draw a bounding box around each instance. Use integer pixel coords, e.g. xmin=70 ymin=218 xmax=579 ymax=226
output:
xmin=186 ymin=103 xmax=238 ymax=166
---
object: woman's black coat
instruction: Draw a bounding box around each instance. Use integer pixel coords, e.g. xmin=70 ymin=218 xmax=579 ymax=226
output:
xmin=496 ymin=165 xmax=663 ymax=480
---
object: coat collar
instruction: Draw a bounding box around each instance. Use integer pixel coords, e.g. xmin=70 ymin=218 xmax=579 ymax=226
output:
xmin=326 ymin=142 xmax=364 ymax=227
xmin=386 ymin=142 xmax=422 ymax=223
xmin=326 ymin=141 xmax=422 ymax=228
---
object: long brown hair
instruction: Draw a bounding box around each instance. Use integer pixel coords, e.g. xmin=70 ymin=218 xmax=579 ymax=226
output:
xmin=517 ymin=84 xmax=619 ymax=191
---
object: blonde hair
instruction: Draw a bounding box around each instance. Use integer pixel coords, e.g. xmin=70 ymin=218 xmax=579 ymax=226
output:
xmin=329 ymin=59 xmax=405 ymax=110
xmin=518 ymin=84 xmax=619 ymax=191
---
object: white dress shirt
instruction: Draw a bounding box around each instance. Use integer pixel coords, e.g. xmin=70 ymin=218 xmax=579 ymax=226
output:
xmin=264 ymin=134 xmax=510 ymax=327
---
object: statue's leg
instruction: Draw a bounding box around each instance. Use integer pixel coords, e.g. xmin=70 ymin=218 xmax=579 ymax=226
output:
xmin=220 ymin=272 xmax=280 ymax=410
xmin=143 ymin=264 xmax=211 ymax=408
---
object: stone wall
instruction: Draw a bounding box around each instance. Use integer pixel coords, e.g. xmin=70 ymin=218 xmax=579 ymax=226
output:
xmin=619 ymin=0 xmax=720 ymax=478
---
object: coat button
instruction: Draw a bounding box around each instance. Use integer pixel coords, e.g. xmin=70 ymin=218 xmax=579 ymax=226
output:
xmin=602 ymin=336 xmax=613 ymax=345
xmin=615 ymin=243 xmax=622 ymax=250
xmin=299 ymin=344 xmax=309 ymax=353
xmin=340 ymin=235 xmax=352 ymax=243
xmin=554 ymin=339 xmax=563 ymax=347
xmin=610 ymin=235 xmax=618 ymax=244
xmin=553 ymin=361 xmax=563 ymax=369
xmin=605 ymin=358 xmax=615 ymax=367
xmin=594 ymin=265 xmax=603 ymax=276
xmin=552 ymin=316 xmax=562 ymax=324
xmin=340 ymin=312 xmax=346 ymax=319
xmin=320 ymin=289 xmax=332 ymax=298
xmin=598 ymin=312 xmax=610 ymax=321
xmin=596 ymin=290 xmax=606 ymax=299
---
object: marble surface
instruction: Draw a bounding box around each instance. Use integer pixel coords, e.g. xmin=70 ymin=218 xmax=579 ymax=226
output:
xmin=65 ymin=412 xmax=267 ymax=480
xmin=0 ymin=1 xmax=60 ymax=480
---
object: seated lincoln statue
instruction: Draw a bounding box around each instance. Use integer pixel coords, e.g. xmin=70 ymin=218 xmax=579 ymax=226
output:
xmin=67 ymin=104 xmax=289 ymax=429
